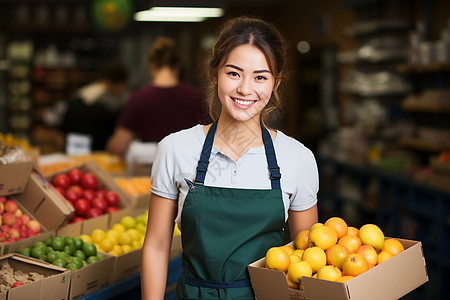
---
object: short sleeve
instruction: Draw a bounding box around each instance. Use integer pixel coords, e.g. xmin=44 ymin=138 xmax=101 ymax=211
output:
xmin=150 ymin=135 xmax=179 ymax=200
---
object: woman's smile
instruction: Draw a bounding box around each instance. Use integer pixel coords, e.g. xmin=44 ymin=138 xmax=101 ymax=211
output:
xmin=231 ymin=97 xmax=257 ymax=109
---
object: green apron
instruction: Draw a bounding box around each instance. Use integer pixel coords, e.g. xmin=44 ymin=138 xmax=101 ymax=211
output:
xmin=176 ymin=120 xmax=285 ymax=300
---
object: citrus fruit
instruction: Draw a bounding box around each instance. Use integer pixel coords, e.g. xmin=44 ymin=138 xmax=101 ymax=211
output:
xmin=112 ymin=244 xmax=124 ymax=256
xmin=294 ymin=230 xmax=309 ymax=250
xmin=265 ymin=247 xmax=291 ymax=272
xmin=79 ymin=234 xmax=92 ymax=243
xmin=65 ymin=263 xmax=79 ymax=271
xmin=325 ymin=217 xmax=348 ymax=239
xmin=342 ymin=253 xmax=369 ymax=276
xmin=285 ymin=273 xmax=299 ymax=289
xmin=52 ymin=258 xmax=66 ymax=268
xmin=287 ymin=261 xmax=312 ymax=283
xmin=18 ymin=248 xmax=31 ymax=257
xmin=100 ymin=238 xmax=115 ymax=252
xmin=120 ymin=216 xmax=136 ymax=229
xmin=73 ymin=237 xmax=84 ymax=250
xmin=338 ymin=235 xmax=362 ymax=253
xmin=31 ymin=247 xmax=46 ymax=260
xmin=336 ymin=275 xmax=354 ymax=283
xmin=302 ymin=246 xmax=326 ymax=273
xmin=309 ymin=225 xmax=338 ymax=251
xmin=74 ymin=249 xmax=86 ymax=260
xmin=82 ymin=242 xmax=97 ymax=257
xmin=51 ymin=237 xmax=65 ymax=251
xmin=381 ymin=238 xmax=404 ymax=256
xmin=91 ymin=229 xmax=107 ymax=244
xmin=87 ymin=256 xmax=100 ymax=264
xmin=46 ymin=251 xmax=58 ymax=263
xmin=280 ymin=245 xmax=294 ymax=255
xmin=64 ymin=237 xmax=75 ymax=248
xmin=132 ymin=240 xmax=142 ymax=250
xmin=33 ymin=241 xmax=47 ymax=250
xmin=359 ymin=224 xmax=385 ymax=251
xmin=377 ymin=251 xmax=394 ymax=264
xmin=63 ymin=245 xmax=75 ymax=256
xmin=118 ymin=232 xmax=133 ymax=246
xmin=122 ymin=245 xmax=134 ymax=254
xmin=111 ymin=223 xmax=126 ymax=233
xmin=347 ymin=226 xmax=359 ymax=236
xmin=127 ymin=228 xmax=142 ymax=241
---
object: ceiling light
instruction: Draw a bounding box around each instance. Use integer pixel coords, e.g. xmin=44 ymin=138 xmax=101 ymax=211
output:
xmin=135 ymin=0 xmax=225 ymax=22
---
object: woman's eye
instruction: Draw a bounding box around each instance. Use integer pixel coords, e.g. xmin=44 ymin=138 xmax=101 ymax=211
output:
xmin=227 ymin=71 xmax=239 ymax=77
xmin=256 ymin=75 xmax=267 ymax=81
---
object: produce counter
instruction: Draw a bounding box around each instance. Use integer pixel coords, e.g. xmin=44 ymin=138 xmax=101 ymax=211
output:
xmin=77 ymin=255 xmax=182 ymax=300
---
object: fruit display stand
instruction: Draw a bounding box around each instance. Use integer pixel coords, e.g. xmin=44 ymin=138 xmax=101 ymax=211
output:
xmin=317 ymin=155 xmax=449 ymax=299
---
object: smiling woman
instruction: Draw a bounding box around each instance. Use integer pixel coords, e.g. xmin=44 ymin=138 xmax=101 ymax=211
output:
xmin=141 ymin=16 xmax=319 ymax=300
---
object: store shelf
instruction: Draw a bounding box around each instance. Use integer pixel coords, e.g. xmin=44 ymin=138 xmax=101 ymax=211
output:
xmin=398 ymin=137 xmax=450 ymax=153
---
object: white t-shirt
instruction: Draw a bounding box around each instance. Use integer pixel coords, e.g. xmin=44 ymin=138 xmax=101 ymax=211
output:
xmin=150 ymin=125 xmax=319 ymax=228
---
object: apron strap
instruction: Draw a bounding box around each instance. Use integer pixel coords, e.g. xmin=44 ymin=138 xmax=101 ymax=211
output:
xmin=195 ymin=120 xmax=218 ymax=184
xmin=195 ymin=120 xmax=281 ymax=190
xmin=185 ymin=276 xmax=251 ymax=289
xmin=261 ymin=120 xmax=281 ymax=190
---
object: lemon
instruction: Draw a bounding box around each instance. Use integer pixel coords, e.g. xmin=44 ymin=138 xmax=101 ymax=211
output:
xmin=100 ymin=238 xmax=115 ymax=252
xmin=112 ymin=244 xmax=124 ymax=256
xmin=106 ymin=230 xmax=119 ymax=244
xmin=111 ymin=223 xmax=126 ymax=233
xmin=122 ymin=245 xmax=134 ymax=254
xmin=108 ymin=249 xmax=120 ymax=256
xmin=127 ymin=229 xmax=141 ymax=241
xmin=132 ymin=240 xmax=142 ymax=250
xmin=79 ymin=234 xmax=92 ymax=243
xmin=120 ymin=216 xmax=136 ymax=229
xmin=118 ymin=232 xmax=133 ymax=246
xmin=91 ymin=229 xmax=106 ymax=244
xmin=136 ymin=223 xmax=147 ymax=235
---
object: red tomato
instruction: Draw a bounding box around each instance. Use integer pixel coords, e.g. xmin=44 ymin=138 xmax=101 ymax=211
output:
xmin=106 ymin=206 xmax=120 ymax=214
xmin=96 ymin=189 xmax=107 ymax=199
xmin=12 ymin=281 xmax=24 ymax=288
xmin=53 ymin=174 xmax=70 ymax=189
xmin=71 ymin=216 xmax=85 ymax=223
xmin=105 ymin=191 xmax=119 ymax=206
xmin=68 ymin=168 xmax=83 ymax=185
xmin=91 ymin=197 xmax=108 ymax=212
xmin=74 ymin=198 xmax=91 ymax=216
xmin=85 ymin=207 xmax=103 ymax=219
xmin=65 ymin=189 xmax=80 ymax=203
xmin=81 ymin=173 xmax=98 ymax=190
xmin=82 ymin=189 xmax=96 ymax=201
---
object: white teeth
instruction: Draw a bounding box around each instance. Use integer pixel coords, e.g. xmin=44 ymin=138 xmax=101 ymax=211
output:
xmin=234 ymin=98 xmax=254 ymax=105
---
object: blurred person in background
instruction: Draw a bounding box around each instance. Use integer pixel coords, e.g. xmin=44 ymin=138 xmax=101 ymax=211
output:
xmin=60 ymin=59 xmax=129 ymax=152
xmin=107 ymin=36 xmax=209 ymax=157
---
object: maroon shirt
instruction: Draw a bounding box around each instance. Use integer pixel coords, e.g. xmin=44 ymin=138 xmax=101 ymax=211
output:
xmin=117 ymin=83 xmax=209 ymax=142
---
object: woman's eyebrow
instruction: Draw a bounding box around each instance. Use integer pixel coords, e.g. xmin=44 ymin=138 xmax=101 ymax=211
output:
xmin=224 ymin=64 xmax=270 ymax=74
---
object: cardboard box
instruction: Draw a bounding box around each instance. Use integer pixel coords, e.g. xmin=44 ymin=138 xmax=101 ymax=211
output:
xmin=0 ymin=253 xmax=71 ymax=300
xmin=45 ymin=161 xmax=133 ymax=222
xmin=13 ymin=171 xmax=74 ymax=231
xmin=0 ymin=161 xmax=33 ymax=197
xmin=248 ymin=238 xmax=428 ymax=300
xmin=1 ymin=199 xmax=54 ymax=255
xmin=52 ymin=219 xmax=115 ymax=299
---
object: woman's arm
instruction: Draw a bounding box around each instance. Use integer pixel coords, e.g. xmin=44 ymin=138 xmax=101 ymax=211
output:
xmin=106 ymin=126 xmax=134 ymax=156
xmin=287 ymin=204 xmax=318 ymax=240
xmin=141 ymin=193 xmax=178 ymax=300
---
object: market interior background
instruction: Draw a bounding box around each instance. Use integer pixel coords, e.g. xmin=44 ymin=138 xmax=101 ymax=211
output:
xmin=0 ymin=0 xmax=449 ymax=299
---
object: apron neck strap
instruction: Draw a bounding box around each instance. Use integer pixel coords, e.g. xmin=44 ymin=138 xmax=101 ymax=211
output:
xmin=195 ymin=120 xmax=281 ymax=189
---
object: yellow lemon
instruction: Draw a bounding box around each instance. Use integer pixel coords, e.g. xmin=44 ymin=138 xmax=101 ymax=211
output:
xmin=111 ymin=223 xmax=126 ymax=233
xmin=112 ymin=244 xmax=124 ymax=256
xmin=132 ymin=240 xmax=142 ymax=250
xmin=100 ymin=238 xmax=115 ymax=252
xmin=136 ymin=223 xmax=147 ymax=235
xmin=106 ymin=231 xmax=119 ymax=244
xmin=127 ymin=229 xmax=141 ymax=241
xmin=91 ymin=229 xmax=106 ymax=244
xmin=118 ymin=232 xmax=133 ymax=246
xmin=120 ymin=216 xmax=136 ymax=229
xmin=79 ymin=234 xmax=92 ymax=243
xmin=122 ymin=245 xmax=134 ymax=254
xmin=108 ymin=250 xmax=120 ymax=256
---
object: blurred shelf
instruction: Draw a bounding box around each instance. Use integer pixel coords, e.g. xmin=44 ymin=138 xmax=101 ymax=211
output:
xmin=397 ymin=63 xmax=450 ymax=74
xmin=401 ymin=100 xmax=450 ymax=113
xmin=398 ymin=137 xmax=450 ymax=153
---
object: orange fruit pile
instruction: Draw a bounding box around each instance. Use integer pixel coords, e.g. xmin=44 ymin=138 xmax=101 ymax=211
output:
xmin=264 ymin=217 xmax=405 ymax=290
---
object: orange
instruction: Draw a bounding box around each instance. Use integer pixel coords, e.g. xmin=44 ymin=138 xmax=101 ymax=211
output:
xmin=288 ymin=261 xmax=312 ymax=283
xmin=91 ymin=229 xmax=106 ymax=244
xmin=381 ymin=238 xmax=404 ymax=256
xmin=342 ymin=253 xmax=369 ymax=276
xmin=285 ymin=273 xmax=299 ymax=289
xmin=336 ymin=275 xmax=354 ymax=283
xmin=294 ymin=230 xmax=310 ymax=250
xmin=338 ymin=235 xmax=362 ymax=253
xmin=325 ymin=217 xmax=348 ymax=239
xmin=265 ymin=247 xmax=291 ymax=272
xmin=302 ymin=246 xmax=326 ymax=273
xmin=99 ymin=238 xmax=115 ymax=252
xmin=377 ymin=251 xmax=393 ymax=264
xmin=280 ymin=245 xmax=295 ymax=255
xmin=347 ymin=226 xmax=359 ymax=236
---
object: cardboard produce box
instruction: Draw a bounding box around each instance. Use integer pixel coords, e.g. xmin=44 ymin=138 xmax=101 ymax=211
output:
xmin=0 ymin=161 xmax=33 ymax=197
xmin=248 ymin=238 xmax=428 ymax=300
xmin=0 ymin=253 xmax=71 ymax=300
xmin=45 ymin=161 xmax=132 ymax=225
xmin=13 ymin=171 xmax=74 ymax=231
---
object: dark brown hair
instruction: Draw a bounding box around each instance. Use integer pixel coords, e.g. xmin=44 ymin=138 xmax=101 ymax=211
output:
xmin=148 ymin=37 xmax=181 ymax=70
xmin=206 ymin=16 xmax=288 ymax=125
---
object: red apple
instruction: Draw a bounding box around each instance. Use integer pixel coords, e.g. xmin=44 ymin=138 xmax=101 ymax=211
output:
xmin=14 ymin=208 xmax=22 ymax=217
xmin=19 ymin=227 xmax=28 ymax=238
xmin=71 ymin=216 xmax=85 ymax=223
xmin=21 ymin=214 xmax=30 ymax=225
xmin=65 ymin=189 xmax=80 ymax=203
xmin=96 ymin=189 xmax=107 ymax=199
xmin=67 ymin=185 xmax=83 ymax=196
xmin=2 ymin=212 xmax=16 ymax=226
xmin=26 ymin=220 xmax=41 ymax=233
xmin=68 ymin=168 xmax=83 ymax=185
xmin=0 ymin=196 xmax=6 ymax=203
xmin=5 ymin=200 xmax=18 ymax=213
xmin=9 ymin=228 xmax=20 ymax=239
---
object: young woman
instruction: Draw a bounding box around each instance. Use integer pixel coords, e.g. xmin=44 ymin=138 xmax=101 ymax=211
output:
xmin=141 ymin=16 xmax=319 ymax=300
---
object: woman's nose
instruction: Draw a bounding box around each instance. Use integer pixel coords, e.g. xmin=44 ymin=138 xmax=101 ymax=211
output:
xmin=237 ymin=79 xmax=251 ymax=95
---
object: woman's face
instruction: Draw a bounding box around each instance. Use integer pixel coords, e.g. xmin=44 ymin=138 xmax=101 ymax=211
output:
xmin=217 ymin=44 xmax=274 ymax=123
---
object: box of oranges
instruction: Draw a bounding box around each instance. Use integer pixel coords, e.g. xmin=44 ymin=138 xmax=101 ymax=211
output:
xmin=247 ymin=217 xmax=428 ymax=300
